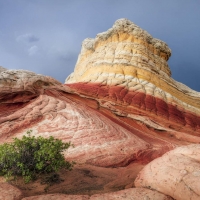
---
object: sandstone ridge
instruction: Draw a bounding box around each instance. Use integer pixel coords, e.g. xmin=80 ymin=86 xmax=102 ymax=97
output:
xmin=66 ymin=18 xmax=172 ymax=84
xmin=0 ymin=66 xmax=7 ymax=73
xmin=66 ymin=19 xmax=200 ymax=146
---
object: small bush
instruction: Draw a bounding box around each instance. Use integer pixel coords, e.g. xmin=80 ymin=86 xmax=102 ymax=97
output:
xmin=0 ymin=130 xmax=74 ymax=183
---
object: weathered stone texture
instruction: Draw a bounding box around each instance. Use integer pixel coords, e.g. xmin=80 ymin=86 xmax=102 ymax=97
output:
xmin=0 ymin=66 xmax=7 ymax=73
xmin=0 ymin=183 xmax=23 ymax=200
xmin=22 ymin=188 xmax=172 ymax=200
xmin=90 ymin=188 xmax=173 ymax=200
xmin=135 ymin=144 xmax=200 ymax=200
xmin=65 ymin=18 xmax=200 ymax=146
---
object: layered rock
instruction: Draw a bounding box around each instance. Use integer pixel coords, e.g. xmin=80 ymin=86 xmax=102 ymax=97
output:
xmin=0 ymin=69 xmax=174 ymax=198
xmin=135 ymin=144 xmax=200 ymax=200
xmin=66 ymin=18 xmax=200 ymax=145
xmin=66 ymin=18 xmax=171 ymax=84
xmin=0 ymin=70 xmax=155 ymax=167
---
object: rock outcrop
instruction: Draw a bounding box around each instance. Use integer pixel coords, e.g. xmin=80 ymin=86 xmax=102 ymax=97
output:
xmin=135 ymin=144 xmax=200 ymax=200
xmin=0 ymin=183 xmax=24 ymax=200
xmin=66 ymin=18 xmax=200 ymax=146
xmin=90 ymin=188 xmax=173 ymax=200
xmin=0 ymin=18 xmax=200 ymax=199
xmin=0 ymin=66 xmax=7 ymax=73
xmin=0 ymin=70 xmax=152 ymax=167
xmin=22 ymin=188 xmax=173 ymax=200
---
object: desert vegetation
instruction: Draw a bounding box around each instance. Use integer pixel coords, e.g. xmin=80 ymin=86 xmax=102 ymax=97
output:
xmin=0 ymin=130 xmax=74 ymax=183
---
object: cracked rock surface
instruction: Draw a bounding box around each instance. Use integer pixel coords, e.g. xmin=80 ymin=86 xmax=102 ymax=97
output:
xmin=0 ymin=183 xmax=23 ymax=200
xmin=22 ymin=188 xmax=173 ymax=200
xmin=135 ymin=144 xmax=200 ymax=200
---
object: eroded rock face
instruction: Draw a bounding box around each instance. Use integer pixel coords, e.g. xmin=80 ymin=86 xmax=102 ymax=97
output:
xmin=65 ymin=18 xmax=200 ymax=145
xmin=135 ymin=144 xmax=200 ymax=200
xmin=22 ymin=188 xmax=173 ymax=200
xmin=90 ymin=188 xmax=173 ymax=200
xmin=0 ymin=183 xmax=24 ymax=200
xmin=66 ymin=18 xmax=171 ymax=84
xmin=0 ymin=66 xmax=7 ymax=73
xmin=0 ymin=70 xmax=154 ymax=167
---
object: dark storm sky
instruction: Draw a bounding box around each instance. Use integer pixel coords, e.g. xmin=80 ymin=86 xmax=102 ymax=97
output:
xmin=0 ymin=0 xmax=200 ymax=91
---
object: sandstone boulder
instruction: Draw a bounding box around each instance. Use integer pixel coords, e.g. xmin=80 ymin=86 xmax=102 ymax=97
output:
xmin=135 ymin=144 xmax=200 ymax=200
xmin=22 ymin=188 xmax=172 ymax=200
xmin=0 ymin=183 xmax=23 ymax=200
xmin=90 ymin=188 xmax=173 ymax=200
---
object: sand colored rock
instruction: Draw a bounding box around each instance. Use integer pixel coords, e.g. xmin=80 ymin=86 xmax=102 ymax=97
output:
xmin=66 ymin=18 xmax=171 ymax=84
xmin=9 ymin=163 xmax=144 ymax=198
xmin=22 ymin=188 xmax=172 ymax=200
xmin=66 ymin=19 xmax=200 ymax=113
xmin=135 ymin=144 xmax=200 ymax=200
xmin=90 ymin=188 xmax=173 ymax=200
xmin=0 ymin=66 xmax=7 ymax=73
xmin=65 ymin=18 xmax=200 ymax=145
xmin=0 ymin=183 xmax=23 ymax=200
xmin=22 ymin=194 xmax=89 ymax=200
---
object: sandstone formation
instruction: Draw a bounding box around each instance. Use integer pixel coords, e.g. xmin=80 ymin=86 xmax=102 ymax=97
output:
xmin=66 ymin=18 xmax=200 ymax=146
xmin=135 ymin=144 xmax=200 ymax=200
xmin=0 ymin=183 xmax=24 ymax=200
xmin=0 ymin=70 xmax=152 ymax=167
xmin=22 ymin=188 xmax=173 ymax=200
xmin=0 ymin=66 xmax=6 ymax=73
xmin=0 ymin=18 xmax=200 ymax=199
xmin=90 ymin=188 xmax=173 ymax=200
xmin=22 ymin=194 xmax=89 ymax=200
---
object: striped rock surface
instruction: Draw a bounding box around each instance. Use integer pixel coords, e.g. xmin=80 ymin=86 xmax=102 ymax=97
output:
xmin=65 ymin=18 xmax=200 ymax=145
xmin=0 ymin=70 xmax=152 ymax=167
xmin=135 ymin=144 xmax=200 ymax=200
xmin=0 ymin=69 xmax=175 ymax=167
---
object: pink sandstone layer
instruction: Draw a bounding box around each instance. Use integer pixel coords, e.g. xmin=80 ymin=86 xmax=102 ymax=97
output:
xmin=66 ymin=82 xmax=200 ymax=144
xmin=135 ymin=144 xmax=200 ymax=200
xmin=22 ymin=188 xmax=173 ymax=200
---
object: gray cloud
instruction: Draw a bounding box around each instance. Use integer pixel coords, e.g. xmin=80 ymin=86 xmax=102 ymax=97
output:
xmin=28 ymin=45 xmax=39 ymax=56
xmin=16 ymin=34 xmax=39 ymax=44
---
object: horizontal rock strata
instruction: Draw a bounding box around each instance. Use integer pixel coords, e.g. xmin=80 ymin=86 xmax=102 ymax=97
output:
xmin=66 ymin=82 xmax=200 ymax=144
xmin=65 ymin=18 xmax=200 ymax=146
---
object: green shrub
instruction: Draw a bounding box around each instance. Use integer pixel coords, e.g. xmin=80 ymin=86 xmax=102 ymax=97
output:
xmin=0 ymin=130 xmax=74 ymax=183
